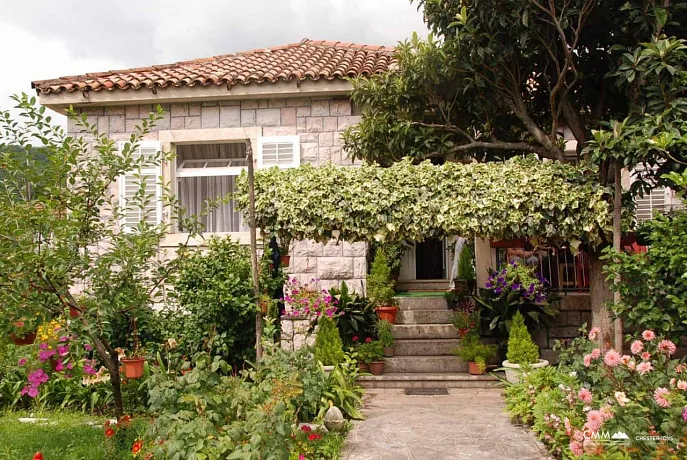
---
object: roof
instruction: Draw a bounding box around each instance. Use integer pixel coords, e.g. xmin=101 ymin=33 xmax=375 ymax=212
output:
xmin=32 ymin=39 xmax=397 ymax=95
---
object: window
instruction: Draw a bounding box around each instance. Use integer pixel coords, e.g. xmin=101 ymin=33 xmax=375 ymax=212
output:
xmin=257 ymin=136 xmax=300 ymax=169
xmin=118 ymin=142 xmax=163 ymax=230
xmin=176 ymin=143 xmax=248 ymax=233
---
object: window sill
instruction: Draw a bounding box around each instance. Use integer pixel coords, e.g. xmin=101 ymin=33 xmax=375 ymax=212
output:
xmin=161 ymin=231 xmax=256 ymax=247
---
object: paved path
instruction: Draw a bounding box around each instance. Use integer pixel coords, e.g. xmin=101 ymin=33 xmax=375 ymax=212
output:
xmin=342 ymin=389 xmax=550 ymax=460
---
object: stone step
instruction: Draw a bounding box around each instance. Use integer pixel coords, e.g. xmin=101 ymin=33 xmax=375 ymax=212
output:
xmin=396 ymin=279 xmax=450 ymax=291
xmin=357 ymin=372 xmax=500 ymax=389
xmin=395 ymin=297 xmax=449 ymax=311
xmin=399 ymin=309 xmax=453 ymax=325
xmin=393 ymin=324 xmax=459 ymax=340
xmin=394 ymin=338 xmax=461 ymax=356
xmin=384 ymin=356 xmax=467 ymax=373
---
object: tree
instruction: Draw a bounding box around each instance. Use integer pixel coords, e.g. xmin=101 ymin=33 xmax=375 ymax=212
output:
xmin=342 ymin=0 xmax=687 ymax=347
xmin=0 ymin=95 xmax=208 ymax=416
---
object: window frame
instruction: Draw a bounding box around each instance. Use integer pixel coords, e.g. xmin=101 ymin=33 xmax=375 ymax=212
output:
xmin=117 ymin=141 xmax=163 ymax=229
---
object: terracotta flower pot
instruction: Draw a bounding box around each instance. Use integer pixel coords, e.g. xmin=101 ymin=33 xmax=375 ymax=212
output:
xmin=69 ymin=307 xmax=80 ymax=318
xmin=383 ymin=346 xmax=394 ymax=357
xmin=259 ymin=300 xmax=269 ymax=315
xmin=376 ymin=306 xmax=399 ymax=324
xmin=468 ymin=361 xmax=485 ymax=375
xmin=280 ymin=255 xmax=291 ymax=267
xmin=358 ymin=362 xmax=369 ymax=373
xmin=10 ymin=331 xmax=37 ymax=346
xmin=121 ymin=357 xmax=146 ymax=379
xmin=368 ymin=361 xmax=385 ymax=375
xmin=457 ymin=328 xmax=471 ymax=339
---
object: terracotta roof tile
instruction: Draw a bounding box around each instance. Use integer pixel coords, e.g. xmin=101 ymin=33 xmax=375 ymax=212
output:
xmin=32 ymin=38 xmax=397 ymax=95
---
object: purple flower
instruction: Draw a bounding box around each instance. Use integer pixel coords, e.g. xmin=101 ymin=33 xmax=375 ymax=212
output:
xmin=485 ymin=282 xmax=493 ymax=289
xmin=39 ymin=343 xmax=49 ymax=351
xmin=494 ymin=287 xmax=503 ymax=294
xmin=497 ymin=276 xmax=505 ymax=284
xmin=38 ymin=349 xmax=56 ymax=363
xmin=83 ymin=365 xmax=97 ymax=375
xmin=17 ymin=358 xmax=27 ymax=367
xmin=57 ymin=345 xmax=69 ymax=356
xmin=511 ymin=283 xmax=521 ymax=291
xmin=55 ymin=361 xmax=64 ymax=372
xmin=28 ymin=369 xmax=49 ymax=384
xmin=528 ymin=284 xmax=535 ymax=293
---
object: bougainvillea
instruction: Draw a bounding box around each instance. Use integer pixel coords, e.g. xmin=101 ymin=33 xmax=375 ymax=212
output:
xmin=236 ymin=156 xmax=612 ymax=246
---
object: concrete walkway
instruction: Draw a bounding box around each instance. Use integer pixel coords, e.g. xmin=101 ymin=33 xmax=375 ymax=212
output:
xmin=342 ymin=389 xmax=551 ymax=460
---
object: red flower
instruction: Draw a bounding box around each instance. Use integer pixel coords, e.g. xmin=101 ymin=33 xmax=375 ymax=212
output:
xmin=33 ymin=453 xmax=43 ymax=460
xmin=352 ymin=336 xmax=359 ymax=342
xmin=300 ymin=425 xmax=312 ymax=432
xmin=308 ymin=433 xmax=322 ymax=441
xmin=365 ymin=338 xmax=372 ymax=343
xmin=105 ymin=427 xmax=115 ymax=438
xmin=131 ymin=440 xmax=143 ymax=455
xmin=118 ymin=415 xmax=132 ymax=427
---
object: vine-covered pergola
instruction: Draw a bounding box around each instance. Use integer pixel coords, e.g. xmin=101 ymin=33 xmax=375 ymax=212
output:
xmin=236 ymin=157 xmax=612 ymax=247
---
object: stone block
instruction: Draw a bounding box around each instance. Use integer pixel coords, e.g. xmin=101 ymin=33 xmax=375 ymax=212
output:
xmin=292 ymin=239 xmax=323 ymax=257
xmin=318 ymin=147 xmax=332 ymax=164
xmin=171 ymin=117 xmax=185 ymax=130
xmin=344 ymin=241 xmax=367 ymax=257
xmin=301 ymin=143 xmax=318 ymax=165
xmin=201 ymin=106 xmax=220 ymax=128
xmin=292 ymin=256 xmax=317 ymax=273
xmin=185 ymin=116 xmax=201 ymax=129
xmin=188 ymin=103 xmax=201 ymax=116
xmin=353 ymin=257 xmax=367 ymax=278
xmin=560 ymin=294 xmax=591 ymax=311
xmin=306 ymin=117 xmax=324 ymax=133
xmin=263 ymin=126 xmax=297 ymax=136
xmin=296 ymin=117 xmax=307 ymax=133
xmin=323 ymin=240 xmax=343 ymax=256
xmin=280 ymin=107 xmax=297 ymax=126
xmin=241 ymin=100 xmax=259 ymax=109
xmin=319 ymin=279 xmax=343 ymax=293
xmin=286 ymin=97 xmax=311 ymax=107
xmin=104 ymin=106 xmax=125 ymax=115
xmin=323 ymin=117 xmax=338 ymax=132
xmin=330 ymin=99 xmax=352 ymax=116
xmin=125 ymin=118 xmax=143 ymax=132
xmin=171 ymin=103 xmax=188 ymax=117
xmin=241 ymin=110 xmax=256 ymax=127
xmin=154 ymin=113 xmax=171 ymax=131
xmin=219 ymin=106 xmax=241 ymax=128
xmin=97 ymin=116 xmax=109 ymax=135
xmin=566 ymin=311 xmax=581 ymax=326
xmin=256 ymin=108 xmax=281 ymax=126
xmin=219 ymin=100 xmax=241 ymax=106
xmin=318 ymin=132 xmax=334 ymax=147
xmin=297 ymin=106 xmax=311 ymax=117
xmin=258 ymin=100 xmax=269 ymax=109
xmin=82 ymin=106 xmax=104 ymax=115
xmin=269 ymin=98 xmax=286 ymax=108
xmin=317 ymin=257 xmax=354 ymax=279
xmin=201 ymin=101 xmax=218 ymax=106
xmin=329 ymin=146 xmax=343 ymax=165
xmin=125 ymin=106 xmax=139 ymax=119
xmin=299 ymin=133 xmax=318 ymax=144
xmin=311 ymin=100 xmax=330 ymax=117
xmin=110 ymin=115 xmax=126 ymax=133
xmin=337 ymin=115 xmax=360 ymax=130
xmin=333 ymin=131 xmax=345 ymax=146
xmin=139 ymin=105 xmax=154 ymax=119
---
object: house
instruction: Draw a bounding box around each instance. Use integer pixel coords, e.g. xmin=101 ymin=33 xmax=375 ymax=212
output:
xmin=31 ymin=39 xmax=398 ymax=295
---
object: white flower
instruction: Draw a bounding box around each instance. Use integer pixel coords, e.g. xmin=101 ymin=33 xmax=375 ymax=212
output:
xmin=615 ymin=391 xmax=630 ymax=406
xmin=569 ymin=371 xmax=577 ymax=377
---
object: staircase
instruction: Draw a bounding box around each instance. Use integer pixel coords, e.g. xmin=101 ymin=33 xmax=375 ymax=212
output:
xmin=357 ymin=296 xmax=500 ymax=389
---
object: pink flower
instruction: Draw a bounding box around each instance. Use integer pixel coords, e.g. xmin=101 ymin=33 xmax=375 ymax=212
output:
xmin=659 ymin=340 xmax=677 ymax=356
xmin=17 ymin=358 xmax=27 ymax=367
xmin=588 ymin=327 xmax=601 ymax=341
xmin=683 ymin=407 xmax=687 ymax=422
xmin=600 ymin=406 xmax=614 ymax=420
xmin=38 ymin=349 xmax=56 ymax=362
xmin=641 ymin=352 xmax=651 ymax=361
xmin=578 ymin=388 xmax=593 ymax=404
xmin=678 ymin=380 xmax=687 ymax=390
xmin=66 ymin=362 xmax=74 ymax=370
xmin=621 ymin=355 xmax=631 ymax=365
xmin=365 ymin=337 xmax=372 ymax=343
xmin=583 ymin=355 xmax=592 ymax=367
xmin=637 ymin=361 xmax=653 ymax=375
xmin=84 ymin=344 xmax=93 ymax=352
xmin=630 ymin=340 xmax=643 ymax=355
xmin=55 ymin=362 xmax=64 ymax=372
xmin=654 ymin=387 xmax=671 ymax=408
xmin=28 ymin=387 xmax=39 ymax=398
xmin=590 ymin=348 xmax=601 ymax=359
xmin=604 ymin=349 xmax=622 ymax=367
xmin=57 ymin=345 xmax=69 ymax=356
xmin=569 ymin=441 xmax=584 ymax=456
xmin=299 ymin=455 xmax=305 ymax=460
xmin=585 ymin=410 xmax=604 ymax=432
xmin=642 ymin=330 xmax=656 ymax=341
xmin=627 ymin=360 xmax=636 ymax=370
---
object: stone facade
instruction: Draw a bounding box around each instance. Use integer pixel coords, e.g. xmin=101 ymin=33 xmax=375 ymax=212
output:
xmin=535 ymin=294 xmax=592 ymax=362
xmin=67 ymin=95 xmax=367 ymax=295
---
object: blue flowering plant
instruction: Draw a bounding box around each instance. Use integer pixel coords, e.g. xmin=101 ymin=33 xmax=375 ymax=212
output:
xmin=476 ymin=262 xmax=559 ymax=345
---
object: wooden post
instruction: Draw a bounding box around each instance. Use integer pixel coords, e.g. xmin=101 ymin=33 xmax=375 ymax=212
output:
xmin=246 ymin=141 xmax=262 ymax=361
xmin=612 ymin=160 xmax=623 ymax=350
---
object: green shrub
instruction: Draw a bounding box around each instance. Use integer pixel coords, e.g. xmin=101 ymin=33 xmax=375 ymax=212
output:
xmin=453 ymin=334 xmax=497 ymax=364
xmin=321 ymin=353 xmax=364 ymax=420
xmin=366 ymin=251 xmax=396 ymax=307
xmin=371 ymin=241 xmax=407 ymax=280
xmin=375 ymin=320 xmax=395 ymax=348
xmin=457 ymin=244 xmax=475 ymax=281
xmin=315 ymin=316 xmax=345 ymax=366
xmin=171 ymin=236 xmax=256 ymax=366
xmin=329 ymin=282 xmax=377 ymax=346
xmin=506 ymin=311 xmax=539 ymax=365
xmin=356 ymin=340 xmax=384 ymax=364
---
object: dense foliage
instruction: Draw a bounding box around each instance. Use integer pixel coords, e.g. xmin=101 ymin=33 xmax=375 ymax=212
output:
xmin=506 ymin=311 xmax=540 ymax=365
xmin=328 ymin=282 xmax=377 ymax=347
xmin=505 ymin=328 xmax=687 ymax=458
xmin=314 ymin=316 xmax=345 ymax=366
xmin=170 ymin=236 xmax=257 ymax=367
xmin=237 ymin=157 xmax=612 ymax=246
xmin=366 ymin=251 xmax=396 ymax=308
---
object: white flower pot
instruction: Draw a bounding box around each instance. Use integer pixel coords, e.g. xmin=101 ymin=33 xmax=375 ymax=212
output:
xmin=502 ymin=359 xmax=550 ymax=384
xmin=323 ymin=365 xmax=335 ymax=376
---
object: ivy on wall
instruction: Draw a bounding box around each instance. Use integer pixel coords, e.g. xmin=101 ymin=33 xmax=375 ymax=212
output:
xmin=236 ymin=157 xmax=612 ymax=246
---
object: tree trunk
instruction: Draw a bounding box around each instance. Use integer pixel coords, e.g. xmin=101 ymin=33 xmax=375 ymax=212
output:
xmin=588 ymin=249 xmax=616 ymax=349
xmin=612 ymin=160 xmax=623 ymax=351
xmin=246 ymin=141 xmax=263 ymax=361
xmin=91 ymin=335 xmax=124 ymax=417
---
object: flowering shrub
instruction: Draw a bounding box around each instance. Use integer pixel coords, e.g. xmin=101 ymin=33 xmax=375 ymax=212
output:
xmin=283 ymin=278 xmax=338 ymax=320
xmin=505 ymin=327 xmax=687 ymax=458
xmin=450 ymin=299 xmax=480 ymax=336
xmin=486 ymin=262 xmax=548 ymax=303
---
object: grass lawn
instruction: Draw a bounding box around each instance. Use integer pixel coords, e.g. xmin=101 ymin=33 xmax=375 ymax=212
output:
xmin=0 ymin=411 xmax=132 ymax=460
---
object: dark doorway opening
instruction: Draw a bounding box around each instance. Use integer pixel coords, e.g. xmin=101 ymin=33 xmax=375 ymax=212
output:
xmin=415 ymin=239 xmax=445 ymax=279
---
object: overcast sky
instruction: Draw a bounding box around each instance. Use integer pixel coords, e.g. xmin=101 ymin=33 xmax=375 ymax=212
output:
xmin=0 ymin=0 xmax=427 ymax=124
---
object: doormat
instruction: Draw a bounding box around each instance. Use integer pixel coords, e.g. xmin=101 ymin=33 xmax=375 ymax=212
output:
xmin=404 ymin=388 xmax=449 ymax=396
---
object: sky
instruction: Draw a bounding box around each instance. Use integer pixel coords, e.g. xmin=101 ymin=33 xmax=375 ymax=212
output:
xmin=0 ymin=0 xmax=427 ymax=124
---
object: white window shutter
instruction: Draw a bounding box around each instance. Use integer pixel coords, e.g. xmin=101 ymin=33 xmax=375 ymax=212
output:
xmin=118 ymin=142 xmax=163 ymax=229
xmin=257 ymin=136 xmax=300 ymax=169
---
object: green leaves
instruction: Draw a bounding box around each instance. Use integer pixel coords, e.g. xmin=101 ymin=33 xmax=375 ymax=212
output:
xmin=236 ymin=156 xmax=612 ymax=247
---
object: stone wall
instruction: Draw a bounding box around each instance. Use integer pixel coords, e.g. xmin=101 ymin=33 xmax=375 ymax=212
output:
xmin=67 ymin=96 xmax=367 ymax=293
xmin=534 ymin=293 xmax=592 ymax=362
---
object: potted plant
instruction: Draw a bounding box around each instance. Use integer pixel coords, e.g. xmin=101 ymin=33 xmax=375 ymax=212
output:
xmin=451 ymin=302 xmax=480 ymax=339
xmin=357 ymin=339 xmax=384 ymax=375
xmin=457 ymin=243 xmax=476 ymax=294
xmin=502 ymin=311 xmax=549 ymax=383
xmin=9 ymin=319 xmax=40 ymax=345
xmin=367 ymin=251 xmax=398 ymax=324
xmin=453 ymin=333 xmax=497 ymax=375
xmin=258 ymin=294 xmax=272 ymax=316
xmin=277 ymin=231 xmax=292 ymax=267
xmin=314 ymin=315 xmax=345 ymax=375
xmin=376 ymin=319 xmax=395 ymax=357
xmin=121 ymin=323 xmax=146 ymax=379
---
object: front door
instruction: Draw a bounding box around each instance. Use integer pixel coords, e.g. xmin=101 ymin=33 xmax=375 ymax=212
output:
xmin=415 ymin=239 xmax=445 ymax=279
